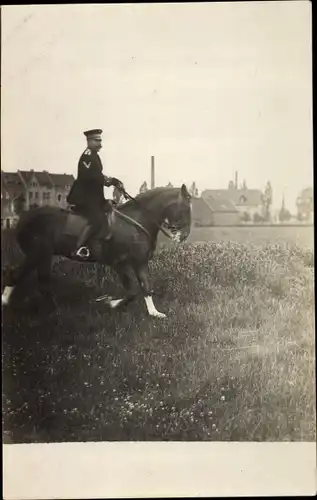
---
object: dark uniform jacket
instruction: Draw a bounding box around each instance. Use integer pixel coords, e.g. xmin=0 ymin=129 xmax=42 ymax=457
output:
xmin=67 ymin=149 xmax=112 ymax=210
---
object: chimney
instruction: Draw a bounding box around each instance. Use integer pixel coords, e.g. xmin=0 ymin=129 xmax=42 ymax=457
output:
xmin=151 ymin=156 xmax=155 ymax=189
xmin=235 ymin=171 xmax=238 ymax=189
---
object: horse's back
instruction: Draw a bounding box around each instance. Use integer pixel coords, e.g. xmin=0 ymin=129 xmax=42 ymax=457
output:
xmin=15 ymin=206 xmax=69 ymax=244
xmin=17 ymin=205 xmax=66 ymax=229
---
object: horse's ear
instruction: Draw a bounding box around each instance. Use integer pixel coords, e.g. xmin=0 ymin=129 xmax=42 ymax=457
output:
xmin=179 ymin=184 xmax=191 ymax=202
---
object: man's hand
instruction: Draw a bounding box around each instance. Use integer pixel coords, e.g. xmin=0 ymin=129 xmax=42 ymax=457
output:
xmin=103 ymin=175 xmax=112 ymax=187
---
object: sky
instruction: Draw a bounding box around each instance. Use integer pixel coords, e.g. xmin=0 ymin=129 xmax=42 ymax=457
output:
xmin=1 ymin=2 xmax=313 ymax=212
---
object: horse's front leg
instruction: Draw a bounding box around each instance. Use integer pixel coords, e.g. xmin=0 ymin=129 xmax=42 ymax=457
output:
xmin=134 ymin=263 xmax=166 ymax=319
xmin=96 ymin=263 xmax=137 ymax=309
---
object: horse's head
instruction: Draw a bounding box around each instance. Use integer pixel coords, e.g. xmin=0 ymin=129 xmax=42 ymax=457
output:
xmin=162 ymin=184 xmax=192 ymax=243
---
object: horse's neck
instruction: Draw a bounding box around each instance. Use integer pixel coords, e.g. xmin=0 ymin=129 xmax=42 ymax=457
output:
xmin=119 ymin=193 xmax=169 ymax=232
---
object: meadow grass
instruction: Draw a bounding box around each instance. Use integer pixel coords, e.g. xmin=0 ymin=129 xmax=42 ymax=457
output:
xmin=2 ymin=228 xmax=315 ymax=442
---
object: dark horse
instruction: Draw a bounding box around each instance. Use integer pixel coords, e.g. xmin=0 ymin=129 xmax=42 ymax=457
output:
xmin=1 ymin=185 xmax=192 ymax=318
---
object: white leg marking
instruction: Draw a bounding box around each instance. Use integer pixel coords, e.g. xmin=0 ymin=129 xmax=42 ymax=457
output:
xmin=172 ymin=231 xmax=181 ymax=243
xmin=2 ymin=286 xmax=15 ymax=306
xmin=109 ymin=298 xmax=124 ymax=309
xmin=145 ymin=296 xmax=166 ymax=318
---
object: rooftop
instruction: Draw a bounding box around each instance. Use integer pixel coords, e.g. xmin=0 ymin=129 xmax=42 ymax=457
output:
xmin=202 ymin=188 xmax=263 ymax=207
xmin=1 ymin=170 xmax=74 ymax=190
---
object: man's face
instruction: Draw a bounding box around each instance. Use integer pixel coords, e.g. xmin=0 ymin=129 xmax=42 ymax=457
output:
xmin=87 ymin=137 xmax=102 ymax=152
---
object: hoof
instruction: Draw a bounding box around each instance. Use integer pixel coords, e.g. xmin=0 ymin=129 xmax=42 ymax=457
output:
xmin=144 ymin=296 xmax=167 ymax=318
xmin=2 ymin=286 xmax=15 ymax=307
xmin=95 ymin=294 xmax=113 ymax=303
xmin=109 ymin=298 xmax=124 ymax=309
xmin=95 ymin=295 xmax=124 ymax=309
xmin=150 ymin=311 xmax=167 ymax=319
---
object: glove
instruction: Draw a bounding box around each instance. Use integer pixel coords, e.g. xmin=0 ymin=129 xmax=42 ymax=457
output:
xmin=103 ymin=176 xmax=113 ymax=187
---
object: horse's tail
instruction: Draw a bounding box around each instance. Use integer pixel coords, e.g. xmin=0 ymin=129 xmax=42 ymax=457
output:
xmin=15 ymin=206 xmax=65 ymax=254
xmin=15 ymin=209 xmax=39 ymax=254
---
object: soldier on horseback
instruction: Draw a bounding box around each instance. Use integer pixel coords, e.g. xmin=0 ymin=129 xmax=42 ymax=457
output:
xmin=67 ymin=129 xmax=124 ymax=258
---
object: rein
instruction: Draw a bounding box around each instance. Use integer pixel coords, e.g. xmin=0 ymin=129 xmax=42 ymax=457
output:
xmin=113 ymin=210 xmax=151 ymax=238
xmin=115 ymin=188 xmax=173 ymax=240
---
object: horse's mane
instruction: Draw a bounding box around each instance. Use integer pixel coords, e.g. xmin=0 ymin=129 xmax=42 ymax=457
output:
xmin=119 ymin=187 xmax=179 ymax=210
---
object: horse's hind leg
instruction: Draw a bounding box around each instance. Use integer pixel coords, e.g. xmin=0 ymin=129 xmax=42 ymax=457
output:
xmin=134 ymin=263 xmax=166 ymax=318
xmin=37 ymin=249 xmax=57 ymax=306
xmin=97 ymin=263 xmax=137 ymax=309
xmin=111 ymin=264 xmax=138 ymax=308
xmin=2 ymin=240 xmax=53 ymax=307
xmin=2 ymin=246 xmax=40 ymax=306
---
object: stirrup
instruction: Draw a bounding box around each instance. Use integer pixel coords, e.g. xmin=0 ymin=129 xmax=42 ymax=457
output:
xmin=76 ymin=246 xmax=90 ymax=258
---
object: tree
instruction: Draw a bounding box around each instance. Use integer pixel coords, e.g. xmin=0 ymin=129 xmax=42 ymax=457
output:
xmin=189 ymin=181 xmax=199 ymax=197
xmin=13 ymin=194 xmax=26 ymax=215
xmin=261 ymin=181 xmax=273 ymax=222
xmin=296 ymin=187 xmax=313 ymax=222
xmin=278 ymin=197 xmax=291 ymax=223
xmin=166 ymin=182 xmax=174 ymax=188
xmin=253 ymin=212 xmax=264 ymax=223
xmin=139 ymin=181 xmax=148 ymax=194
xmin=241 ymin=211 xmax=251 ymax=222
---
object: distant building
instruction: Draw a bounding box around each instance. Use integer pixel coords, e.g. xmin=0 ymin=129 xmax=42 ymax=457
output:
xmin=191 ymin=198 xmax=215 ymax=226
xmin=1 ymin=169 xmax=74 ymax=228
xmin=202 ymin=181 xmax=264 ymax=221
xmin=1 ymin=195 xmax=16 ymax=229
xmin=191 ymin=194 xmax=239 ymax=226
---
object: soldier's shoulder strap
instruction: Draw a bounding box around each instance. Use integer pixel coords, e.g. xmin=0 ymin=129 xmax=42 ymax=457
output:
xmin=79 ymin=149 xmax=93 ymax=169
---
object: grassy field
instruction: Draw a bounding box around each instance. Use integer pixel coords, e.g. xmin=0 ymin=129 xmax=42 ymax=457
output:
xmin=2 ymin=226 xmax=315 ymax=443
xmin=160 ymin=224 xmax=314 ymax=250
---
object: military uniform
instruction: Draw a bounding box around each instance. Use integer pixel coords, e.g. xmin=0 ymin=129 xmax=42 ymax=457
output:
xmin=67 ymin=129 xmax=123 ymax=258
xmin=67 ymin=147 xmax=112 ymax=209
